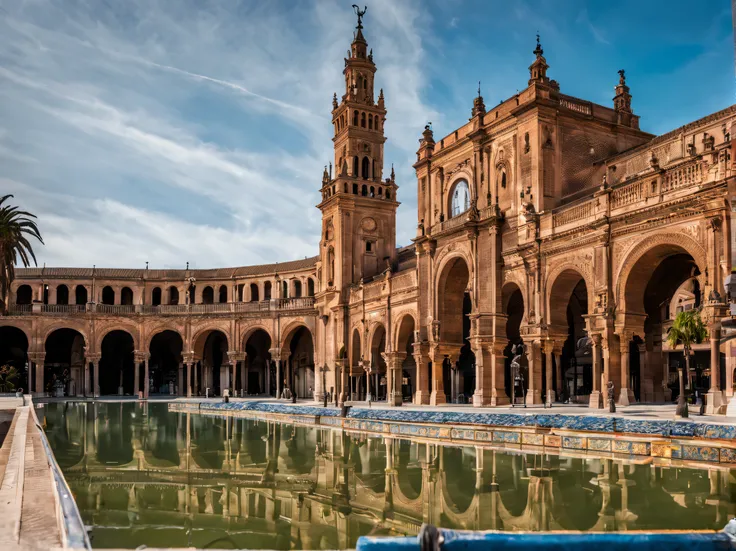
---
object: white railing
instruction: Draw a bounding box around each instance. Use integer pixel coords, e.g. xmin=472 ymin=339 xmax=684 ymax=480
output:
xmin=275 ymin=297 xmax=315 ymax=310
xmin=662 ymin=160 xmax=702 ymax=193
xmin=611 ymin=180 xmax=645 ymax=209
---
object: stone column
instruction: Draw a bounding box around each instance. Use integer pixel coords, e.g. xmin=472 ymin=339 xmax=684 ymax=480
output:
xmin=177 ymin=362 xmax=183 ymax=396
xmin=526 ymin=340 xmax=542 ymax=405
xmin=429 ymin=348 xmax=446 ymax=406
xmin=588 ymin=335 xmax=603 ymax=408
xmin=84 ymin=357 xmax=90 ymax=397
xmin=33 ymin=354 xmax=45 ymax=395
xmin=412 ymin=341 xmax=430 ymax=405
xmin=275 ymin=359 xmax=282 ymax=399
xmin=554 ymin=349 xmax=563 ymax=398
xmin=639 ymin=342 xmax=651 ymax=402
xmin=183 ymin=354 xmax=194 ymax=398
xmin=617 ymin=332 xmax=634 ymax=406
xmin=706 ymin=323 xmax=723 ymax=414
xmin=383 ymin=352 xmax=405 ymax=407
xmin=544 ymin=342 xmax=555 ymax=404
xmin=144 ymin=357 xmax=150 ymax=398
xmin=241 ymin=356 xmax=247 ymax=396
xmin=335 ymin=359 xmax=347 ymax=407
xmin=92 ymin=356 xmax=100 ymax=397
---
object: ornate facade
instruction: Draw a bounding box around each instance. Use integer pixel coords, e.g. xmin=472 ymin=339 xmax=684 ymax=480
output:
xmin=1 ymin=14 xmax=735 ymax=412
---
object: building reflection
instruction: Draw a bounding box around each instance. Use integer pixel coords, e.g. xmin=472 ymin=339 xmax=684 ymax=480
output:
xmin=41 ymin=403 xmax=736 ymax=550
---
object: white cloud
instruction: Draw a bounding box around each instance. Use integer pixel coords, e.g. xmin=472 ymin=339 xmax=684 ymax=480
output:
xmin=0 ymin=0 xmax=437 ymax=266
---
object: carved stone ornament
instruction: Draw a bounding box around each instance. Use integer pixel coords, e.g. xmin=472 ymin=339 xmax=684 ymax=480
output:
xmin=361 ymin=217 xmax=377 ymax=232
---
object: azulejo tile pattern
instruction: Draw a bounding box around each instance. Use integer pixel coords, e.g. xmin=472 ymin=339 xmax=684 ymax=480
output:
xmin=175 ymin=401 xmax=736 ymax=465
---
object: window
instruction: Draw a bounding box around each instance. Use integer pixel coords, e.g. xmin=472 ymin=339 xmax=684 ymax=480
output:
xmin=250 ymin=283 xmax=259 ymax=302
xmin=56 ymin=285 xmax=69 ymax=305
xmin=16 ymin=285 xmax=32 ymax=305
xmin=368 ymin=115 xmax=373 ymax=130
xmin=218 ymin=285 xmax=227 ymax=303
xmin=151 ymin=287 xmax=162 ymax=306
xmin=202 ymin=286 xmax=214 ymax=304
xmin=307 ymin=278 xmax=315 ymax=296
xmin=237 ymin=284 xmax=244 ymax=302
xmin=75 ymin=285 xmax=88 ymax=305
xmin=282 ymin=281 xmax=289 ymax=298
xmin=264 ymin=281 xmax=272 ymax=300
xmin=361 ymin=112 xmax=366 ymax=128
xmin=102 ymin=286 xmax=115 ymax=305
xmin=451 ymin=179 xmax=470 ymax=217
xmin=362 ymin=157 xmax=370 ymax=179
xmin=294 ymin=280 xmax=302 ymax=298
xmin=353 ymin=156 xmax=359 ymax=177
xmin=168 ymin=286 xmax=179 ymax=305
xmin=121 ymin=287 xmax=134 ymax=305
xmin=353 ymin=111 xmax=358 ymax=126
xmin=366 ymin=241 xmax=372 ymax=252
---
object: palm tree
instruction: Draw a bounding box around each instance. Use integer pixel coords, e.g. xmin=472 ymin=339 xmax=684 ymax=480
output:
xmin=667 ymin=309 xmax=708 ymax=418
xmin=0 ymin=195 xmax=44 ymax=314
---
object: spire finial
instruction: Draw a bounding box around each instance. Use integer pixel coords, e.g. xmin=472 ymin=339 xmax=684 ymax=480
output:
xmin=478 ymin=81 xmax=481 ymax=97
xmin=352 ymin=5 xmax=367 ymax=29
xmin=618 ymin=69 xmax=626 ymax=85
xmin=534 ymin=32 xmax=543 ymax=57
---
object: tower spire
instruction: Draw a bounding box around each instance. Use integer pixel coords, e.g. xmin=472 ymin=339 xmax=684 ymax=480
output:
xmin=528 ymin=33 xmax=552 ymax=87
xmin=613 ymin=69 xmax=634 ymax=127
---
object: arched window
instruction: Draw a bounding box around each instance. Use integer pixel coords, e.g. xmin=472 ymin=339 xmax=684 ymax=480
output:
xmin=121 ymin=287 xmax=133 ymax=305
xmin=250 ymin=283 xmax=259 ymax=302
xmin=353 ymin=183 xmax=358 ymax=194
xmin=168 ymin=286 xmax=179 ymax=305
xmin=56 ymin=284 xmax=69 ymax=305
xmin=361 ymin=185 xmax=368 ymax=196
xmin=282 ymin=280 xmax=289 ymax=298
xmin=344 ymin=183 xmax=348 ymax=193
xmin=363 ymin=78 xmax=367 ymax=89
xmin=75 ymin=285 xmax=87 ymax=305
xmin=362 ymin=156 xmax=370 ymax=179
xmin=353 ymin=111 xmax=358 ymax=126
xmin=218 ymin=285 xmax=227 ymax=303
xmin=294 ymin=280 xmax=302 ymax=298
xmin=307 ymin=278 xmax=315 ymax=296
xmin=353 ymin=156 xmax=359 ymax=177
xmin=264 ymin=281 xmax=272 ymax=300
xmin=385 ymin=190 xmax=391 ymax=200
xmin=451 ymin=179 xmax=470 ymax=217
xmin=368 ymin=115 xmax=373 ymax=130
xmin=15 ymin=285 xmax=32 ymax=305
xmin=202 ymin=286 xmax=214 ymax=304
xmin=378 ymin=187 xmax=383 ymax=196
xmin=43 ymin=285 xmax=48 ymax=304
xmin=151 ymin=287 xmax=162 ymax=306
xmin=361 ymin=112 xmax=366 ymax=128
xmin=501 ymin=170 xmax=507 ymax=188
xmin=237 ymin=284 xmax=244 ymax=302
xmin=370 ymin=186 xmax=375 ymax=197
xmin=102 ymin=286 xmax=114 ymax=305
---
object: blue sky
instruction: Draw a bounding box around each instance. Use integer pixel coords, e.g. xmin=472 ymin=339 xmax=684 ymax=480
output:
xmin=0 ymin=0 xmax=733 ymax=269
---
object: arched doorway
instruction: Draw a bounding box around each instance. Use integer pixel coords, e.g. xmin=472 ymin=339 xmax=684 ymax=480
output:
xmin=45 ymin=328 xmax=86 ymax=397
xmin=286 ymin=327 xmax=314 ymax=399
xmin=244 ymin=329 xmax=272 ymax=396
xmin=548 ymin=270 xmax=589 ymax=404
xmin=619 ymin=241 xmax=704 ymax=405
xmin=99 ymin=330 xmax=135 ymax=395
xmin=193 ymin=330 xmax=229 ymax=396
xmin=396 ymin=315 xmax=417 ymax=403
xmin=503 ymin=282 xmax=524 ymax=403
xmin=370 ymin=325 xmax=387 ymax=401
xmin=436 ymin=257 xmax=475 ymax=404
xmin=0 ymin=326 xmax=29 ymax=393
xmin=149 ymin=331 xmax=183 ymax=395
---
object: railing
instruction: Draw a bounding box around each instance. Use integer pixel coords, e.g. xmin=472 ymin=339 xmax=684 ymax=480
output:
xmin=274 ymin=297 xmax=315 ymax=310
xmin=8 ymin=304 xmax=32 ymax=315
xmin=552 ymin=200 xmax=593 ymax=228
xmin=662 ymin=160 xmax=702 ymax=193
xmin=611 ymin=180 xmax=645 ymax=209
xmin=41 ymin=304 xmax=86 ymax=314
xmin=96 ymin=304 xmax=135 ymax=314
xmin=559 ymin=97 xmax=592 ymax=116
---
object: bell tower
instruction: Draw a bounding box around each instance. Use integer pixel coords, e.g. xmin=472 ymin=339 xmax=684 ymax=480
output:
xmin=318 ymin=6 xmax=398 ymax=292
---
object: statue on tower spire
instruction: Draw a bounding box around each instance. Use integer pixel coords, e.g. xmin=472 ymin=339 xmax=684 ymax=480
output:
xmin=352 ymin=5 xmax=367 ymax=29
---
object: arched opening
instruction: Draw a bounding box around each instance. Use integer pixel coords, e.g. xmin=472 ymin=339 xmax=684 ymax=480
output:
xmin=620 ymin=243 xmax=703 ymax=404
xmin=167 ymin=286 xmax=179 ymax=305
xmin=503 ymin=282 xmax=524 ymax=402
xmin=193 ymin=330 xmax=229 ymax=396
xmin=370 ymin=186 xmax=375 ymax=197
xmin=353 ymin=156 xmax=359 ymax=177
xmin=396 ymin=315 xmax=417 ymax=402
xmin=287 ymin=327 xmax=314 ymax=399
xmin=369 ymin=325 xmax=387 ymax=401
xmin=353 ymin=110 xmax=358 ymax=126
xmin=361 ymin=184 xmax=368 ymax=196
xmin=281 ymin=280 xmax=288 ymax=299
xmin=74 ymin=285 xmax=87 ymax=305
xmin=307 ymin=278 xmax=315 ymax=297
xmin=0 ymin=327 xmax=29 ymax=393
xmin=264 ymin=281 xmax=272 ymax=300
xmin=149 ymin=331 xmax=183 ymax=395
xmin=362 ymin=156 xmax=370 ymax=179
xmin=368 ymin=115 xmax=373 ymax=130
xmin=350 ymin=328 xmax=362 ymax=400
xmin=549 ymin=270 xmax=589 ymax=404
xmin=218 ymin=285 xmax=227 ymax=303
xmin=250 ymin=283 xmax=259 ymax=302
xmin=44 ymin=328 xmax=86 ymax=397
xmin=450 ymin=179 xmax=470 ymax=218
xmin=244 ymin=330 xmax=272 ymax=396
xmin=202 ymin=286 xmax=214 ymax=304
xmin=361 ymin=112 xmax=366 ymax=128
xmin=237 ymin=284 xmax=244 ymax=302
xmin=15 ymin=285 xmax=32 ymax=305
xmin=99 ymin=330 xmax=134 ymax=395
xmin=101 ymin=286 xmax=114 ymax=305
xmin=293 ymin=280 xmax=302 ymax=298
xmin=56 ymin=285 xmax=69 ymax=305
xmin=151 ymin=287 xmax=162 ymax=306
xmin=42 ymin=284 xmax=48 ymax=305
xmin=437 ymin=257 xmax=474 ymax=403
xmin=120 ymin=287 xmax=133 ymax=305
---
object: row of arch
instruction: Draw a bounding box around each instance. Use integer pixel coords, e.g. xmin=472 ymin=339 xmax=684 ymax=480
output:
xmin=334 ymin=110 xmax=382 ymax=133
xmin=322 ymin=181 xmax=392 ymax=201
xmin=14 ymin=278 xmax=316 ymax=307
xmin=0 ymin=322 xmax=315 ymax=399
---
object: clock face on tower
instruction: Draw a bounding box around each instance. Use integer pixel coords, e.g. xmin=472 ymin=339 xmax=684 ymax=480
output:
xmin=361 ymin=217 xmax=377 ymax=232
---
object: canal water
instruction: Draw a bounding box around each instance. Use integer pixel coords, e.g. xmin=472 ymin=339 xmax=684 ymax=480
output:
xmin=40 ymin=402 xmax=736 ymax=549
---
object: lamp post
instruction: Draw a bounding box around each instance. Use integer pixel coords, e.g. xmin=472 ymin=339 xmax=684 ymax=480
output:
xmin=319 ymin=365 xmax=329 ymax=407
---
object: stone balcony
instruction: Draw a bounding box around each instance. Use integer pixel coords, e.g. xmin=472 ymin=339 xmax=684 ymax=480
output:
xmin=7 ymin=296 xmax=316 ymax=317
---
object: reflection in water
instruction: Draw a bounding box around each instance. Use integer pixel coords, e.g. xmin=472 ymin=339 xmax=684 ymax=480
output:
xmin=41 ymin=402 xmax=736 ymax=549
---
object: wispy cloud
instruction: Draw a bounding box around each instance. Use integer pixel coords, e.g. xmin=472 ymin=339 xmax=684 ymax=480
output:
xmin=576 ymin=9 xmax=610 ymax=45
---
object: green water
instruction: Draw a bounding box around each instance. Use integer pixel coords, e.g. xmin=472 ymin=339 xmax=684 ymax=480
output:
xmin=40 ymin=402 xmax=736 ymax=549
